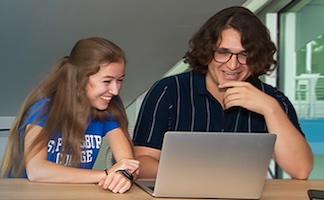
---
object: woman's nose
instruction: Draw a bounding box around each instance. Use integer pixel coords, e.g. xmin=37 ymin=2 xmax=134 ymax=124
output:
xmin=108 ymin=82 xmax=119 ymax=96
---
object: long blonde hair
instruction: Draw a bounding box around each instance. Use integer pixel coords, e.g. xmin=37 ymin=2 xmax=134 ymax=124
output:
xmin=1 ymin=37 xmax=130 ymax=177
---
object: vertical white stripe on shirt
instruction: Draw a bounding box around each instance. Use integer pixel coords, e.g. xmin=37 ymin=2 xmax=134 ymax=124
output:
xmin=260 ymin=82 xmax=266 ymax=131
xmin=282 ymin=101 xmax=288 ymax=114
xmin=133 ymin=82 xmax=157 ymax=140
xmin=248 ymin=111 xmax=251 ymax=132
xmin=190 ymin=73 xmax=195 ymax=131
xmin=147 ymin=86 xmax=168 ymax=142
xmin=205 ymin=97 xmax=210 ymax=131
xmin=234 ymin=108 xmax=241 ymax=132
xmin=175 ymin=76 xmax=180 ymax=130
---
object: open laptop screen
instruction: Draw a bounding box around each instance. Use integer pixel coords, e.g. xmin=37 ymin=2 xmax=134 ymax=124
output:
xmin=135 ymin=131 xmax=276 ymax=199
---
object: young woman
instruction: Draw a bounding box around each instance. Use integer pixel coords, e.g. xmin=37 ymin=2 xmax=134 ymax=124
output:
xmin=1 ymin=37 xmax=139 ymax=193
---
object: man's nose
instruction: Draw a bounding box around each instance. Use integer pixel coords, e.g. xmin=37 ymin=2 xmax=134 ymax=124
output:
xmin=226 ymin=54 xmax=240 ymax=70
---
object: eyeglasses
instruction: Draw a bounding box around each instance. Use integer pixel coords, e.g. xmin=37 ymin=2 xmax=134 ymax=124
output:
xmin=213 ymin=50 xmax=247 ymax=65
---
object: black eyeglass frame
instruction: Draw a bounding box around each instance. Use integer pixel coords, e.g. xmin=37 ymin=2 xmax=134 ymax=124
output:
xmin=213 ymin=50 xmax=247 ymax=65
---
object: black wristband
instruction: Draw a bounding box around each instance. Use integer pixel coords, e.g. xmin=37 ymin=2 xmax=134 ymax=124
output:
xmin=115 ymin=169 xmax=134 ymax=182
xmin=104 ymin=168 xmax=108 ymax=176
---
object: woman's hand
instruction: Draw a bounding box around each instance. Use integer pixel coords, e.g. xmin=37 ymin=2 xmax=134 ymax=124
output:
xmin=97 ymin=158 xmax=139 ymax=193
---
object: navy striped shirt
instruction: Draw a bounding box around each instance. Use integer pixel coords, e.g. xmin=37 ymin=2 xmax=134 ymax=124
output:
xmin=133 ymin=71 xmax=303 ymax=149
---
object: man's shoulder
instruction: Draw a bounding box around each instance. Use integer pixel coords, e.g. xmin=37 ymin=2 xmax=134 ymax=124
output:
xmin=145 ymin=71 xmax=193 ymax=98
xmin=156 ymin=71 xmax=201 ymax=87
xmin=161 ymin=71 xmax=191 ymax=81
xmin=259 ymin=80 xmax=287 ymax=100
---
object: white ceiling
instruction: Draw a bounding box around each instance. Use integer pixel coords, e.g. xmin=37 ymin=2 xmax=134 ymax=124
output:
xmin=0 ymin=0 xmax=249 ymax=115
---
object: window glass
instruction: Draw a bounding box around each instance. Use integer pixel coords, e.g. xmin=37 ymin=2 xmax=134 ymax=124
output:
xmin=279 ymin=0 xmax=324 ymax=179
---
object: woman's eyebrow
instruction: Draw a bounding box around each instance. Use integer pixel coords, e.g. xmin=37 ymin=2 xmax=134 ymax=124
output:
xmin=103 ymin=74 xmax=125 ymax=79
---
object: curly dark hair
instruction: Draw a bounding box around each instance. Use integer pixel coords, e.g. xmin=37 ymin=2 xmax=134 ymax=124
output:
xmin=184 ymin=6 xmax=277 ymax=77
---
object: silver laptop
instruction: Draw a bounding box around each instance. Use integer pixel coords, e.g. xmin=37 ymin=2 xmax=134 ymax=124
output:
xmin=135 ymin=131 xmax=276 ymax=199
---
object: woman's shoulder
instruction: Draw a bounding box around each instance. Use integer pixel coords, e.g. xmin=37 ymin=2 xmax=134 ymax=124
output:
xmin=26 ymin=98 xmax=51 ymax=117
xmin=19 ymin=98 xmax=51 ymax=130
xmin=30 ymin=98 xmax=51 ymax=109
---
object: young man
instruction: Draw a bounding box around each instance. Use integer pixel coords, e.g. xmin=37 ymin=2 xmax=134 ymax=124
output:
xmin=132 ymin=6 xmax=313 ymax=180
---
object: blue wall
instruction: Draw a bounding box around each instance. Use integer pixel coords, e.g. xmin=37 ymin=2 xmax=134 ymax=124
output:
xmin=300 ymin=118 xmax=324 ymax=154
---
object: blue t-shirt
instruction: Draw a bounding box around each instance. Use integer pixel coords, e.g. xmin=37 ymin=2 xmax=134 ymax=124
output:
xmin=12 ymin=98 xmax=119 ymax=178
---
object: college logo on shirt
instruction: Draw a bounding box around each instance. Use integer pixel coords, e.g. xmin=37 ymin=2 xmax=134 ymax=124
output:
xmin=47 ymin=134 xmax=102 ymax=166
